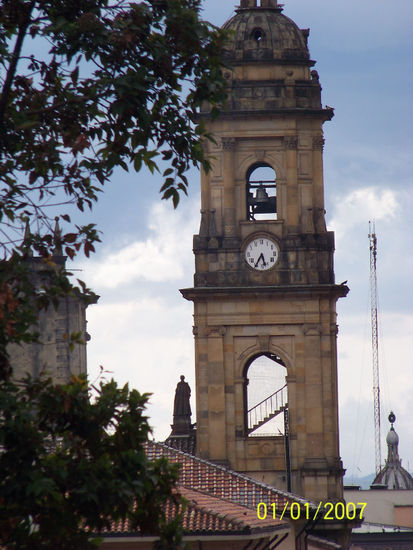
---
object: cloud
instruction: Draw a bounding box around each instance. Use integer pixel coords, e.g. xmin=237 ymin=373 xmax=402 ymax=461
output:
xmin=86 ymin=294 xmax=195 ymax=440
xmin=84 ymin=201 xmax=199 ymax=289
xmin=329 ymin=187 xmax=399 ymax=239
xmin=82 ymin=199 xmax=199 ymax=440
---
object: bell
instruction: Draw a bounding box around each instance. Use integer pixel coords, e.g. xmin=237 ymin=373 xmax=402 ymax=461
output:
xmin=255 ymin=186 xmax=269 ymax=203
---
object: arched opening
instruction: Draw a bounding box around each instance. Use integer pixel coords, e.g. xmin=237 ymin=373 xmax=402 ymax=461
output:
xmin=244 ymin=353 xmax=287 ymax=437
xmin=246 ymin=163 xmax=277 ymax=221
xmin=251 ymin=28 xmax=264 ymax=44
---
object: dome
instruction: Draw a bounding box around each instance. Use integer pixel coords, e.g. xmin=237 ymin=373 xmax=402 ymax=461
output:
xmin=372 ymin=412 xmax=413 ymax=490
xmin=223 ymin=0 xmax=311 ymax=64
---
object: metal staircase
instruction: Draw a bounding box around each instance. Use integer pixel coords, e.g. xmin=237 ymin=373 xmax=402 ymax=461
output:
xmin=247 ymin=384 xmax=288 ymax=435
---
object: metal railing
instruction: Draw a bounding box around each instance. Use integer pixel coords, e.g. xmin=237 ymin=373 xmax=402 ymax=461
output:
xmin=247 ymin=384 xmax=288 ymax=434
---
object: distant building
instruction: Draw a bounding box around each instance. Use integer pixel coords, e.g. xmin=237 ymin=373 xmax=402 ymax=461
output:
xmin=346 ymin=413 xmax=413 ymax=549
xmin=371 ymin=412 xmax=413 ymax=491
xmin=7 ymin=221 xmax=93 ymax=383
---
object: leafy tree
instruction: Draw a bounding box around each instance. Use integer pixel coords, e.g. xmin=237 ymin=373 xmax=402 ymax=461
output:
xmin=0 ymin=374 xmax=184 ymax=549
xmin=0 ymin=0 xmax=227 ymax=547
xmin=0 ymin=0 xmax=227 ymax=373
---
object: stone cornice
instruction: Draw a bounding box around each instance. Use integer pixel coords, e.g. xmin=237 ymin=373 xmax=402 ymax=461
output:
xmin=198 ymin=108 xmax=334 ymax=122
xmin=180 ymin=284 xmax=349 ymax=301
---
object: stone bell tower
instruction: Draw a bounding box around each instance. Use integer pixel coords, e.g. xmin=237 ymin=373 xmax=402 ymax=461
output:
xmin=7 ymin=220 xmax=92 ymax=384
xmin=181 ymin=0 xmax=348 ymax=503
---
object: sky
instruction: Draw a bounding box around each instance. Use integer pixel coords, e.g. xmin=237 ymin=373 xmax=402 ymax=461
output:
xmin=72 ymin=0 xmax=413 ymax=480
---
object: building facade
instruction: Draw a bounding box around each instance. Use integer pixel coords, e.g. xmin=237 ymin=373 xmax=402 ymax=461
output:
xmin=181 ymin=0 xmax=348 ymax=506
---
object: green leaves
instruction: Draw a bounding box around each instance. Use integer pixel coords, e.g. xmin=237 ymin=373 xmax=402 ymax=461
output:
xmin=0 ymin=7 xmax=228 ymax=542
xmin=0 ymin=0 xmax=227 ymax=261
xmin=0 ymin=375 xmax=183 ymax=549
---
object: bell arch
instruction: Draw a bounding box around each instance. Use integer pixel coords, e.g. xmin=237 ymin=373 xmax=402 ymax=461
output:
xmin=243 ymin=352 xmax=288 ymax=437
xmin=246 ymin=163 xmax=277 ymax=221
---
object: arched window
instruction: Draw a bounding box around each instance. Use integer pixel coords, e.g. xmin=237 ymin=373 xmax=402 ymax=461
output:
xmin=251 ymin=28 xmax=264 ymax=43
xmin=246 ymin=164 xmax=277 ymax=221
xmin=244 ymin=353 xmax=287 ymax=437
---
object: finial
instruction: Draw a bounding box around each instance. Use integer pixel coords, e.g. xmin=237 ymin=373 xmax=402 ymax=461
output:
xmin=388 ymin=411 xmax=396 ymax=426
xmin=53 ymin=216 xmax=63 ymax=255
xmin=23 ymin=219 xmax=33 ymax=257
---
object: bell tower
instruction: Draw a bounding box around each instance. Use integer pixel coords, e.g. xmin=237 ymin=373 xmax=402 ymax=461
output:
xmin=181 ymin=0 xmax=348 ymax=503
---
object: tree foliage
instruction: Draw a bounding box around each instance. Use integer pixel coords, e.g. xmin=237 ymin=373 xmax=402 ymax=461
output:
xmin=0 ymin=0 xmax=228 ymax=546
xmin=0 ymin=0 xmax=227 ymax=372
xmin=0 ymin=374 xmax=183 ymax=549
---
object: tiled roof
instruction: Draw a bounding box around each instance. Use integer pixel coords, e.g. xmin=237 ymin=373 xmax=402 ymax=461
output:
xmin=180 ymin=486 xmax=284 ymax=534
xmin=146 ymin=440 xmax=316 ymax=514
xmin=106 ymin=486 xmax=286 ymax=537
xmin=103 ymin=440 xmax=317 ymax=539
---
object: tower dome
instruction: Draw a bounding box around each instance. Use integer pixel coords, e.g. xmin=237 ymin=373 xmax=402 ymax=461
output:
xmin=373 ymin=412 xmax=413 ymax=490
xmin=223 ymin=0 xmax=311 ymax=65
xmin=213 ymin=0 xmax=327 ymax=116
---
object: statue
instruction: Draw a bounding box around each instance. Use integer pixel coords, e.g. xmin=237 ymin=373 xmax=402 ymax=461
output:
xmin=165 ymin=375 xmax=196 ymax=451
xmin=173 ymin=375 xmax=191 ymax=417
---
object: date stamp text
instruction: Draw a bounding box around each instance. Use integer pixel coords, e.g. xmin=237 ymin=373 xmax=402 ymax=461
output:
xmin=257 ymin=502 xmax=367 ymax=521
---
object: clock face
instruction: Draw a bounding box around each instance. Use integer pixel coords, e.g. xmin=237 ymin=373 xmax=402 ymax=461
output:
xmin=244 ymin=237 xmax=279 ymax=271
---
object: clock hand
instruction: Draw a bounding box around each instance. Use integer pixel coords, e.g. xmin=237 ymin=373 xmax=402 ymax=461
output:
xmin=254 ymin=253 xmax=266 ymax=268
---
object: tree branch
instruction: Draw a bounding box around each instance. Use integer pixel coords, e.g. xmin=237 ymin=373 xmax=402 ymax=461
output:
xmin=0 ymin=1 xmax=36 ymax=125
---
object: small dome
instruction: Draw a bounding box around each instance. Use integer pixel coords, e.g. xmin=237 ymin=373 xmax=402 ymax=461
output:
xmin=372 ymin=411 xmax=413 ymax=490
xmin=223 ymin=2 xmax=310 ymax=64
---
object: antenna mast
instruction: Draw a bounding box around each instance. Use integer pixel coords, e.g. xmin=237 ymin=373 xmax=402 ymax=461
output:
xmin=369 ymin=221 xmax=381 ymax=475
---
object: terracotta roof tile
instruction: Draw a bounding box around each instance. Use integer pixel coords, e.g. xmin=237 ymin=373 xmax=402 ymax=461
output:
xmin=146 ymin=440 xmax=316 ymax=514
xmin=180 ymin=487 xmax=284 ymax=533
xmin=103 ymin=441 xmax=317 ymax=538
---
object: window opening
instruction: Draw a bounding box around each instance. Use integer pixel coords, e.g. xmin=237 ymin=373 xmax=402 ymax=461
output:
xmin=246 ymin=164 xmax=277 ymax=220
xmin=245 ymin=353 xmax=287 ymax=437
xmin=254 ymin=29 xmax=263 ymax=42
xmin=251 ymin=27 xmax=264 ymax=44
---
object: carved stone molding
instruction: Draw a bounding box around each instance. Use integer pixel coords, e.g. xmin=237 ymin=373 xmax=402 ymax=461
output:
xmin=284 ymin=136 xmax=298 ymax=150
xmin=221 ymin=137 xmax=236 ymax=151
xmin=312 ymin=135 xmax=325 ymax=151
